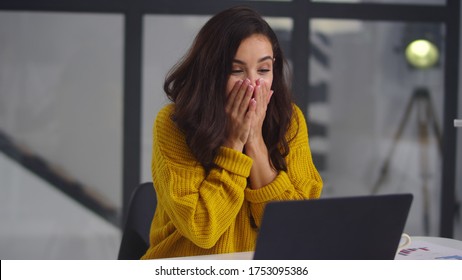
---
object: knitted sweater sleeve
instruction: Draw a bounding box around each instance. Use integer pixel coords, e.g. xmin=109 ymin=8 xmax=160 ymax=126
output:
xmin=152 ymin=105 xmax=253 ymax=249
xmin=244 ymin=104 xmax=323 ymax=227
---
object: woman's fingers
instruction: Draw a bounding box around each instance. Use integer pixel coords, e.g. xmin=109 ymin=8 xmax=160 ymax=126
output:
xmin=227 ymin=79 xmax=253 ymax=115
xmin=254 ymin=79 xmax=271 ymax=110
xmin=224 ymin=79 xmax=257 ymax=150
xmin=261 ymin=79 xmax=273 ymax=104
xmin=239 ymin=84 xmax=254 ymax=114
xmin=246 ymin=98 xmax=257 ymax=117
xmin=225 ymin=80 xmax=243 ymax=112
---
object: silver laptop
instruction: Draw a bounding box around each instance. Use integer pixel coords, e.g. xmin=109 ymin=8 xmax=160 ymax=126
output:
xmin=253 ymin=193 xmax=413 ymax=260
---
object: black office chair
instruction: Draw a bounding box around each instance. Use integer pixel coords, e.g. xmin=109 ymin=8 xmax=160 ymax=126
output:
xmin=118 ymin=182 xmax=157 ymax=260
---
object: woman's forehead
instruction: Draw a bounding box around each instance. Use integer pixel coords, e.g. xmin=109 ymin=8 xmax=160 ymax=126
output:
xmin=234 ymin=34 xmax=273 ymax=62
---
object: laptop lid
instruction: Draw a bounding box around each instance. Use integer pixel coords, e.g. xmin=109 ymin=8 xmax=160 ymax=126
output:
xmin=253 ymin=193 xmax=413 ymax=260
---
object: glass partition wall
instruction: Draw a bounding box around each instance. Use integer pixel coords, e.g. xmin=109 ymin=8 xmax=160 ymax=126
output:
xmin=309 ymin=20 xmax=445 ymax=236
xmin=0 ymin=11 xmax=123 ymax=222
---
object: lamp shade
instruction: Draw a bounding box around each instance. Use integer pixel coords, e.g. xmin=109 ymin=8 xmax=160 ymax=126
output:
xmin=405 ymin=39 xmax=439 ymax=69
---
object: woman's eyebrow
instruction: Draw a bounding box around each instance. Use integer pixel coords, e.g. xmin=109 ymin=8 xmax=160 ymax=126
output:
xmin=233 ymin=56 xmax=274 ymax=65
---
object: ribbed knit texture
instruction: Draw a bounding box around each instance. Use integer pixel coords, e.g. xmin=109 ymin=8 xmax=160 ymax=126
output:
xmin=141 ymin=103 xmax=323 ymax=259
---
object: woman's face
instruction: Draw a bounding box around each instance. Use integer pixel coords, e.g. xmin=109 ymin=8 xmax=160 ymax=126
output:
xmin=227 ymin=34 xmax=274 ymax=94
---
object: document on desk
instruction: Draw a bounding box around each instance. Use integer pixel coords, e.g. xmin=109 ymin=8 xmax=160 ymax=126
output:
xmin=396 ymin=240 xmax=462 ymax=260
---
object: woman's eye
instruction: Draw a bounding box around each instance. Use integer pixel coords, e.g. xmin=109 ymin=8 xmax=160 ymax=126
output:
xmin=231 ymin=69 xmax=244 ymax=74
xmin=258 ymin=69 xmax=271 ymax=73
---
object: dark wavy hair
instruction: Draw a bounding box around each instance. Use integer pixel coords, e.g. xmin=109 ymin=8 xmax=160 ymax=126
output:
xmin=164 ymin=6 xmax=295 ymax=173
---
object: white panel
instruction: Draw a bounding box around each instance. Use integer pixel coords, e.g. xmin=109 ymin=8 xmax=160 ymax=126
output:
xmin=0 ymin=12 xmax=123 ymax=208
xmin=0 ymin=153 xmax=120 ymax=259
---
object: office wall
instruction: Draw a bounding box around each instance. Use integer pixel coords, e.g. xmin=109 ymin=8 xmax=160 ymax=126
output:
xmin=0 ymin=12 xmax=123 ymax=208
xmin=0 ymin=153 xmax=120 ymax=259
xmin=0 ymin=12 xmax=123 ymax=259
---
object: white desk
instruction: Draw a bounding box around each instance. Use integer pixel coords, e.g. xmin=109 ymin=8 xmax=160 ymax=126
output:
xmin=411 ymin=236 xmax=462 ymax=250
xmin=169 ymin=236 xmax=462 ymax=260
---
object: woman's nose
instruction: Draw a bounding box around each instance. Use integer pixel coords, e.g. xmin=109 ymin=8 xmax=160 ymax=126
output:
xmin=246 ymin=74 xmax=258 ymax=87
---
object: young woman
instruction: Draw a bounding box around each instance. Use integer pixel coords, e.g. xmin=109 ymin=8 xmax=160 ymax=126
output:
xmin=141 ymin=6 xmax=322 ymax=259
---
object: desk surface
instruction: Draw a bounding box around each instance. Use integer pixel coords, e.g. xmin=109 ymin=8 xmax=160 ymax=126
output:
xmin=415 ymin=236 xmax=462 ymax=249
xmin=168 ymin=236 xmax=462 ymax=260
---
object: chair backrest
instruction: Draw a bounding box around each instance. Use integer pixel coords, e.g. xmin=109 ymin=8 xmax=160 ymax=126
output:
xmin=118 ymin=182 xmax=157 ymax=260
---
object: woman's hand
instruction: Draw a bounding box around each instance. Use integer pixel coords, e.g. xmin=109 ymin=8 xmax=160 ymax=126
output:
xmin=244 ymin=78 xmax=276 ymax=189
xmin=246 ymin=78 xmax=273 ymax=146
xmin=224 ymin=79 xmax=256 ymax=152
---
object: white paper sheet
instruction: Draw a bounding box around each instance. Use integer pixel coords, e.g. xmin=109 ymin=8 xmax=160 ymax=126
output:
xmin=396 ymin=240 xmax=462 ymax=260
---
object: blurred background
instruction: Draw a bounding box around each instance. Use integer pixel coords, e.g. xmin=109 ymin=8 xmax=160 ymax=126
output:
xmin=0 ymin=0 xmax=461 ymax=259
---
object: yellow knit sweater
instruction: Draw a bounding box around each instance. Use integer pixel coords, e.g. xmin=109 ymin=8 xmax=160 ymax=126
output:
xmin=141 ymin=103 xmax=322 ymax=259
